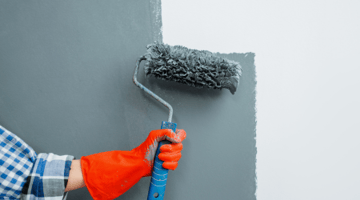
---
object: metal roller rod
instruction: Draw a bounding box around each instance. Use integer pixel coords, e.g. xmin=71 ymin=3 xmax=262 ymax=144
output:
xmin=133 ymin=56 xmax=174 ymax=123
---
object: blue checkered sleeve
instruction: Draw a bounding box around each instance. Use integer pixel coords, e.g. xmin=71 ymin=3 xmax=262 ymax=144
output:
xmin=20 ymin=153 xmax=74 ymax=200
xmin=0 ymin=126 xmax=74 ymax=200
xmin=0 ymin=126 xmax=37 ymax=199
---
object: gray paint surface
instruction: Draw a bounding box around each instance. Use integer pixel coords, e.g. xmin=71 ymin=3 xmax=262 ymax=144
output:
xmin=0 ymin=1 xmax=256 ymax=200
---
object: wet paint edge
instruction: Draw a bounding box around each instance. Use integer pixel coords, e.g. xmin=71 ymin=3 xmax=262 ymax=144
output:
xmin=150 ymin=0 xmax=163 ymax=43
xmin=253 ymin=54 xmax=258 ymax=200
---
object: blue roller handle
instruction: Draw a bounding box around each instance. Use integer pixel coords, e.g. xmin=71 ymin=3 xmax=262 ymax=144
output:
xmin=147 ymin=121 xmax=177 ymax=200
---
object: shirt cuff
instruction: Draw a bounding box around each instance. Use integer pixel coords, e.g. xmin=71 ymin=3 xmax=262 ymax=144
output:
xmin=21 ymin=153 xmax=74 ymax=200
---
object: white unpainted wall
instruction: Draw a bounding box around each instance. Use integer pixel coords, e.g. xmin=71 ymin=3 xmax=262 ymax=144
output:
xmin=162 ymin=0 xmax=360 ymax=199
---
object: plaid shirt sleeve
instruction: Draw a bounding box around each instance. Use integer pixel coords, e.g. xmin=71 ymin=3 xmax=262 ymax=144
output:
xmin=0 ymin=126 xmax=37 ymax=199
xmin=0 ymin=126 xmax=74 ymax=200
xmin=20 ymin=153 xmax=74 ymax=200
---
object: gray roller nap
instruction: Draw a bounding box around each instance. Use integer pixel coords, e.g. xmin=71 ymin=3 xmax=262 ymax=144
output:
xmin=143 ymin=43 xmax=242 ymax=94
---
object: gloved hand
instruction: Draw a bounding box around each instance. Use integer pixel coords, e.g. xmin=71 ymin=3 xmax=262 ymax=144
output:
xmin=80 ymin=129 xmax=186 ymax=200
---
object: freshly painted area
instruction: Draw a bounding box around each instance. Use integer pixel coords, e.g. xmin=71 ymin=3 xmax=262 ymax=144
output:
xmin=0 ymin=1 xmax=162 ymax=199
xmin=0 ymin=1 xmax=256 ymax=200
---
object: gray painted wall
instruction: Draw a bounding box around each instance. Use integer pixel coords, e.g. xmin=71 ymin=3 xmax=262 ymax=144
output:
xmin=0 ymin=1 xmax=256 ymax=199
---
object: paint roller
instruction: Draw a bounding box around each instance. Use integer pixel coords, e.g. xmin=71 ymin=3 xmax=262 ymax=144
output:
xmin=133 ymin=42 xmax=242 ymax=200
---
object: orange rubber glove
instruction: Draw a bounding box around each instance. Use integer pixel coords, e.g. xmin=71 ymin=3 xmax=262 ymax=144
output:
xmin=80 ymin=129 xmax=186 ymax=200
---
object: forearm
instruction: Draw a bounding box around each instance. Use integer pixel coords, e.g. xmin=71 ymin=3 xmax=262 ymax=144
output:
xmin=65 ymin=159 xmax=86 ymax=192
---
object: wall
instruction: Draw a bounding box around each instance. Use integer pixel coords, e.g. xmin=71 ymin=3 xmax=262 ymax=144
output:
xmin=162 ymin=0 xmax=360 ymax=199
xmin=0 ymin=1 xmax=257 ymax=199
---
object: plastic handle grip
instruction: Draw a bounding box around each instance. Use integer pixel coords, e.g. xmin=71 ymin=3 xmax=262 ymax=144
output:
xmin=147 ymin=121 xmax=177 ymax=200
